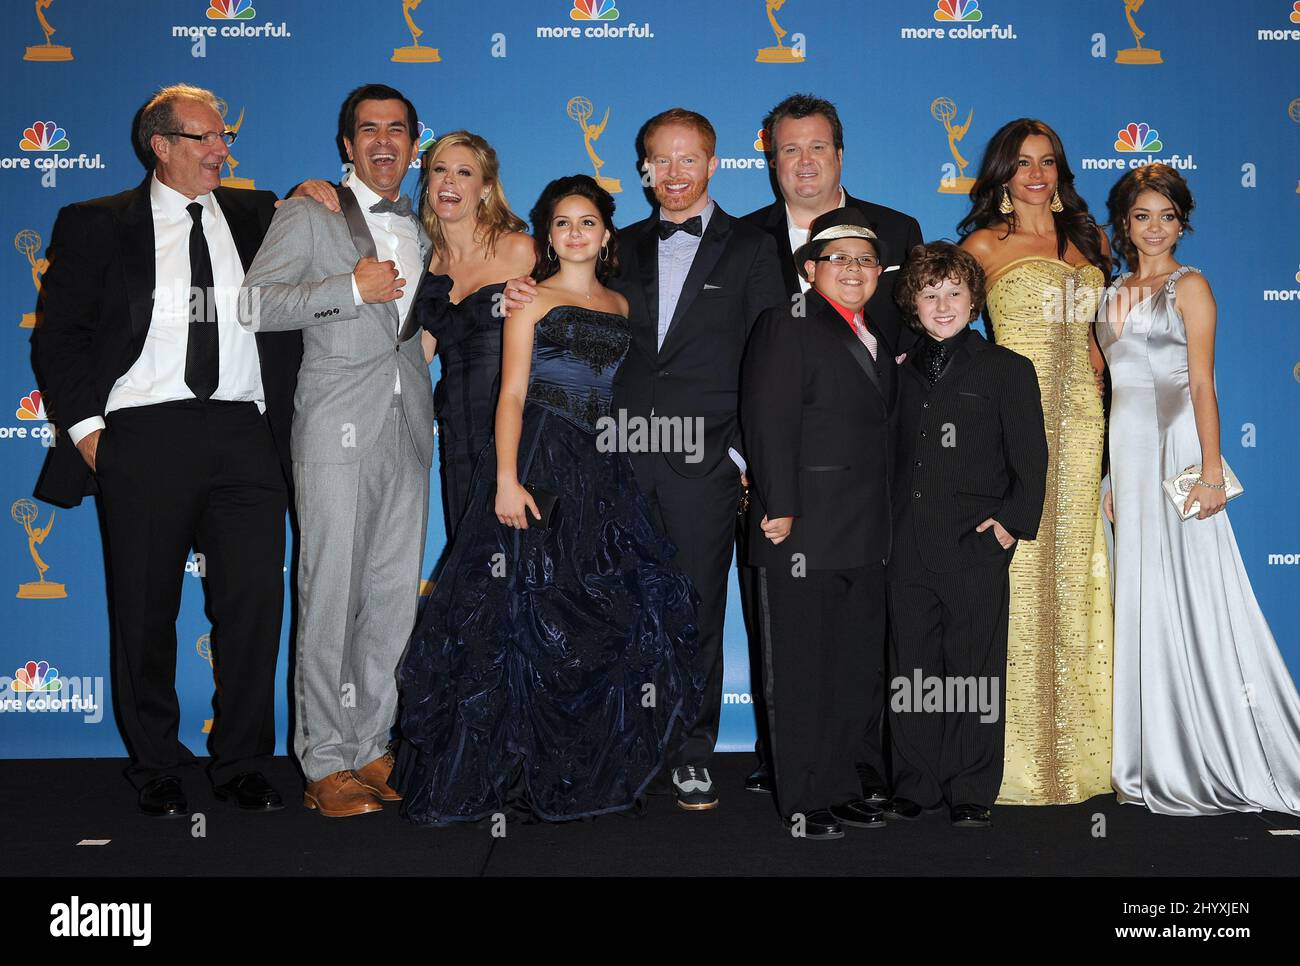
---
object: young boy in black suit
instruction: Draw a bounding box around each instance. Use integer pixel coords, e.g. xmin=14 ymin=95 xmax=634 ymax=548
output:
xmin=883 ymin=242 xmax=1048 ymax=829
xmin=741 ymin=208 xmax=899 ymax=840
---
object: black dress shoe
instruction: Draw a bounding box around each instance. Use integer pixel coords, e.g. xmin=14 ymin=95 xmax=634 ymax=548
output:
xmin=744 ymin=764 xmax=773 ymax=794
xmin=830 ymin=799 xmax=886 ymax=829
xmin=881 ymin=797 xmax=924 ymax=821
xmin=213 ymin=772 xmax=284 ymax=811
xmin=855 ymin=762 xmax=890 ymax=803
xmin=950 ymin=803 xmax=992 ymax=828
xmin=138 ymin=775 xmax=188 ymax=818
xmin=788 ymin=808 xmax=844 ymax=840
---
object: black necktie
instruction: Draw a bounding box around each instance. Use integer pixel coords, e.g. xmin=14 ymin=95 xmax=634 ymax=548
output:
xmin=657 ymin=215 xmax=703 ymax=240
xmin=185 ymin=201 xmax=219 ymax=401
xmin=924 ymin=339 xmax=948 ymax=387
xmin=370 ymin=195 xmax=413 ymax=218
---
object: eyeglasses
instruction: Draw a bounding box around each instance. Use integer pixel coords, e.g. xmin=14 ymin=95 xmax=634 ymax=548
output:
xmin=162 ymin=130 xmax=237 ymax=147
xmin=815 ymin=252 xmax=881 ymax=268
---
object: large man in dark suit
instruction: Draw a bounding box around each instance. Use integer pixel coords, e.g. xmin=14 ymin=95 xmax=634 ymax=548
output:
xmin=32 ymin=85 xmax=300 ymax=817
xmin=741 ymin=208 xmax=899 ymax=839
xmin=740 ymin=94 xmax=923 ymax=797
xmin=611 ymin=108 xmax=786 ymax=809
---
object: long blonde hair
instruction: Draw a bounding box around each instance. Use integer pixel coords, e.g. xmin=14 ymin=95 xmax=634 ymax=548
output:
xmin=418 ymin=130 xmax=526 ymax=259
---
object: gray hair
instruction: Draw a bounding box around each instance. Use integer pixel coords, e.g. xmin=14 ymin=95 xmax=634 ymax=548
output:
xmin=137 ymin=84 xmax=221 ymax=165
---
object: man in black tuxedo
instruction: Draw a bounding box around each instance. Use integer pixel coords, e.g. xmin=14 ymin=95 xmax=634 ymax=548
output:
xmin=884 ymin=242 xmax=1047 ymax=828
xmin=613 ymin=109 xmax=786 ymax=810
xmin=740 ymin=209 xmax=899 ymax=840
xmin=740 ymin=94 xmax=923 ymax=797
xmin=32 ymin=85 xmax=300 ymax=817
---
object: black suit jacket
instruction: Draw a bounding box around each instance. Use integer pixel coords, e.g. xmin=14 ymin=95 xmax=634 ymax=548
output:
xmin=891 ymin=330 xmax=1048 ymax=574
xmin=741 ymin=190 xmax=923 ymax=353
xmin=610 ymin=203 xmax=786 ymax=478
xmin=741 ymin=292 xmax=899 ymax=572
xmin=31 ymin=175 xmax=301 ymax=508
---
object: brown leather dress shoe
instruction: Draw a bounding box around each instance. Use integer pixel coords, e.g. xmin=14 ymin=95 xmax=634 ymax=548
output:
xmin=353 ymin=751 xmax=401 ymax=802
xmin=303 ymin=771 xmax=382 ymax=817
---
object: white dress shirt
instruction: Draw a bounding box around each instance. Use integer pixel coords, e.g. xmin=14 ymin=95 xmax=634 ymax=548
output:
xmin=786 ymin=186 xmax=847 ymax=294
xmin=68 ymin=173 xmax=264 ymax=445
xmin=344 ymin=171 xmax=420 ymax=393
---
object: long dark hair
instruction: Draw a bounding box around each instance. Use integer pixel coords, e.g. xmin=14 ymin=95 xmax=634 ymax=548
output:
xmin=1106 ymin=163 xmax=1194 ymax=271
xmin=528 ymin=175 xmax=619 ymax=284
xmin=957 ymin=118 xmax=1109 ymax=276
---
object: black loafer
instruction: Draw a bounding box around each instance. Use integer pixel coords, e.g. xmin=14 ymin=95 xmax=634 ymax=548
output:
xmin=830 ymin=799 xmax=886 ymax=829
xmin=788 ymin=808 xmax=844 ymax=840
xmin=881 ymin=797 xmax=924 ymax=821
xmin=138 ymin=775 xmax=188 ymax=818
xmin=213 ymin=771 xmax=284 ymax=811
xmin=855 ymin=762 xmax=890 ymax=803
xmin=744 ymin=764 xmax=773 ymax=794
xmin=951 ymin=803 xmax=991 ymax=828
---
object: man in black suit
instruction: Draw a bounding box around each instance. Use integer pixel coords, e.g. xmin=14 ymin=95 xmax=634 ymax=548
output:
xmin=884 ymin=242 xmax=1047 ymax=829
xmin=740 ymin=94 xmax=923 ymax=797
xmin=740 ymin=209 xmax=899 ymax=840
xmin=32 ymin=85 xmax=300 ymax=817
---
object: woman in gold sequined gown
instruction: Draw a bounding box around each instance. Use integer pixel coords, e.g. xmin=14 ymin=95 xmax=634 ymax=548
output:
xmin=959 ymin=119 xmax=1113 ymax=805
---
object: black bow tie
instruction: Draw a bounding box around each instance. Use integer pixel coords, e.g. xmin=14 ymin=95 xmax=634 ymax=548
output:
xmin=658 ymin=215 xmax=703 ymax=240
xmin=370 ymin=196 xmax=413 ymax=218
xmin=923 ymin=340 xmax=949 ymax=387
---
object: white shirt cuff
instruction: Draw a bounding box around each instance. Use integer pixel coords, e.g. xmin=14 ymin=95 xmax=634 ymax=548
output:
xmin=728 ymin=447 xmax=747 ymax=475
xmin=351 ymin=274 xmax=363 ymax=306
xmin=68 ymin=416 xmax=105 ymax=446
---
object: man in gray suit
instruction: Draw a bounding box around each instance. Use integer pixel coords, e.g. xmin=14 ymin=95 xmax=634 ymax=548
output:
xmin=238 ymin=84 xmax=432 ymax=818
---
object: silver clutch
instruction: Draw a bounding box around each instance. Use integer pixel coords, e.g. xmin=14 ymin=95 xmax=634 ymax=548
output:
xmin=1162 ymin=459 xmax=1243 ymax=521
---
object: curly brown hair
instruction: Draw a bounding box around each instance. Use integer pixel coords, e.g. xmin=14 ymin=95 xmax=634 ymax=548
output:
xmin=1106 ymin=163 xmax=1194 ymax=271
xmin=894 ymin=241 xmax=987 ymax=332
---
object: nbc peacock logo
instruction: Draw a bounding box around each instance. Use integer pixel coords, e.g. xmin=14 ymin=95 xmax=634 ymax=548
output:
xmin=571 ymin=0 xmax=618 ymax=20
xmin=1262 ymin=264 xmax=1300 ymax=301
xmin=934 ymin=0 xmax=982 ymax=22
xmin=208 ymin=0 xmax=256 ymax=19
xmin=1257 ymin=1 xmax=1300 ymax=39
xmin=1080 ymin=120 xmax=1194 ymax=172
xmin=901 ymin=0 xmax=1014 ymax=40
xmin=14 ymin=660 xmax=60 ymax=692
xmin=409 ymin=123 xmax=436 ymax=168
xmin=19 ymin=121 xmax=68 ymax=152
xmin=1114 ymin=121 xmax=1162 ymax=153
xmin=538 ymin=1 xmax=650 ymax=39
xmin=16 ymin=389 xmax=46 ymax=421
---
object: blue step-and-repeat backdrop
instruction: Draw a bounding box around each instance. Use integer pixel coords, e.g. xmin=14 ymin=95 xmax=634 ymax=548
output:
xmin=1 ymin=0 xmax=1297 ymax=760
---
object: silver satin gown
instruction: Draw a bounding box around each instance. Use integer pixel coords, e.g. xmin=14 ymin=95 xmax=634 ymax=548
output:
xmin=1098 ymin=266 xmax=1300 ymax=817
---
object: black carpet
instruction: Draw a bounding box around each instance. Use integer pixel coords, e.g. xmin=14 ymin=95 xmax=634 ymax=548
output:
xmin=5 ymin=754 xmax=1298 ymax=877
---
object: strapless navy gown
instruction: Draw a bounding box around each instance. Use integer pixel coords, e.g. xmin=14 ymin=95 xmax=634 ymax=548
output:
xmin=393 ymin=305 xmax=703 ymax=823
xmin=415 ymin=274 xmax=508 ymax=540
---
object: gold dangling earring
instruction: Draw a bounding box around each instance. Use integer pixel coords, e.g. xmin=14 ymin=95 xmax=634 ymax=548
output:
xmin=999 ymin=186 xmax=1014 ymax=215
xmin=1050 ymin=188 xmax=1064 ymax=213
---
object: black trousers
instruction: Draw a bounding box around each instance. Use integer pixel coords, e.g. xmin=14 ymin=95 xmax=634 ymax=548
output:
xmin=887 ymin=542 xmax=1010 ymax=810
xmin=633 ymin=452 xmax=741 ymax=770
xmin=96 ymin=400 xmax=286 ymax=789
xmin=757 ymin=562 xmax=885 ymax=819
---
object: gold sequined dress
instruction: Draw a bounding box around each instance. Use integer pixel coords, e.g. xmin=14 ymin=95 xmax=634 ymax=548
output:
xmin=985 ymin=257 xmax=1113 ymax=805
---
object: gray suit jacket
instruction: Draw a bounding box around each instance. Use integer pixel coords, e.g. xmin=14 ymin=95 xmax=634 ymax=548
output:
xmin=237 ymin=189 xmax=434 ymax=467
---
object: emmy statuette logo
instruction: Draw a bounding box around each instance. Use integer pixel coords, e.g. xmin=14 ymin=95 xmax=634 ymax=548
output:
xmin=568 ymin=96 xmax=621 ymax=193
xmin=217 ymin=99 xmax=254 ymax=189
xmin=932 ymin=97 xmax=975 ymax=194
xmin=14 ymin=230 xmax=48 ymax=329
xmin=1116 ymin=0 xmax=1162 ymax=64
xmin=12 ymin=499 xmax=66 ymax=599
xmin=23 ymin=0 xmax=74 ymax=61
xmin=393 ymin=0 xmax=440 ymax=63
xmin=756 ymin=0 xmax=804 ymax=63
xmin=196 ymin=632 xmax=216 ymax=734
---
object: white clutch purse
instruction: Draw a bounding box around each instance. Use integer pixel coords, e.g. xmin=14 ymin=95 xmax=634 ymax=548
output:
xmin=1162 ymin=459 xmax=1244 ymax=521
